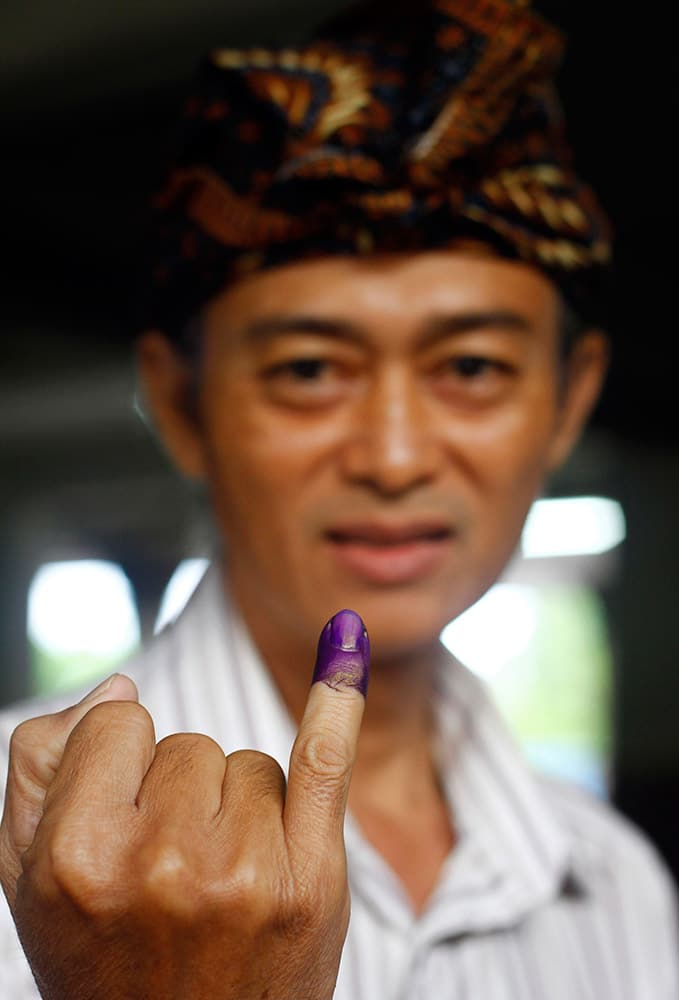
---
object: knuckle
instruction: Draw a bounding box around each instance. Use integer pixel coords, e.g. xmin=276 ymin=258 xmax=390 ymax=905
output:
xmin=159 ymin=732 xmax=222 ymax=756
xmin=293 ymin=729 xmax=352 ymax=785
xmin=22 ymin=824 xmax=114 ymax=915
xmin=80 ymin=699 xmax=153 ymax=742
xmin=216 ymin=861 xmax=290 ymax=932
xmin=139 ymin=857 xmax=267 ymax=929
xmin=135 ymin=836 xmax=247 ymax=926
xmin=277 ymin=884 xmax=316 ymax=934
xmin=9 ymin=719 xmax=58 ymax=779
xmin=225 ymin=859 xmax=266 ymax=907
xmin=226 ymin=748 xmax=282 ymax=778
xmin=8 ymin=739 xmax=51 ymax=798
xmin=224 ymin=750 xmax=286 ymax=798
xmin=274 ymin=873 xmax=347 ymax=939
xmin=156 ymin=732 xmax=225 ymax=772
xmin=139 ymin=840 xmax=196 ymax=913
xmin=46 ymin=835 xmax=86 ymax=898
xmin=293 ymin=851 xmax=346 ymax=911
xmin=9 ymin=719 xmax=38 ymax=756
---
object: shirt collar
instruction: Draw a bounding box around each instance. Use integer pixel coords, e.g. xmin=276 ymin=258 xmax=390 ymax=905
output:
xmin=425 ymin=653 xmax=586 ymax=935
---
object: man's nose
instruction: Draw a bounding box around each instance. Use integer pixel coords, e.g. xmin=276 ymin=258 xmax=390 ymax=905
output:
xmin=339 ymin=368 xmax=441 ymax=497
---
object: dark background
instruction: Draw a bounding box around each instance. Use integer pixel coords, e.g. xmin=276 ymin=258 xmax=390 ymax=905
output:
xmin=2 ymin=2 xmax=678 ymax=879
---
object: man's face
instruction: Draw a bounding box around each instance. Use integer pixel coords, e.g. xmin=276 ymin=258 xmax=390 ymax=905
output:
xmin=148 ymin=251 xmax=605 ymax=659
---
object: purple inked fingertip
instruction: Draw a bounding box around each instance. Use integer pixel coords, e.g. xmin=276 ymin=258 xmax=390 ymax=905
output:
xmin=313 ymin=609 xmax=370 ymax=697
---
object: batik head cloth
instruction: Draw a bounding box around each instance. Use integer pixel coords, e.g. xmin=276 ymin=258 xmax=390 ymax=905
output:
xmin=148 ymin=0 xmax=611 ymax=341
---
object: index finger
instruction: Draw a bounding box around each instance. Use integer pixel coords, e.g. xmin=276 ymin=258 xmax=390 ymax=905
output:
xmin=42 ymin=699 xmax=156 ymax=820
xmin=284 ymin=610 xmax=369 ymax=862
xmin=0 ymin=674 xmax=139 ymax=904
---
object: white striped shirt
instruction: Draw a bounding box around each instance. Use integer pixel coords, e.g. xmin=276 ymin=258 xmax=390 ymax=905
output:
xmin=1 ymin=566 xmax=677 ymax=998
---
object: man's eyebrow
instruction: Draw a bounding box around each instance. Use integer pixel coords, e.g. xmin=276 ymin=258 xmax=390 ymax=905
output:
xmin=241 ymin=316 xmax=362 ymax=342
xmin=239 ymin=309 xmax=533 ymax=344
xmin=420 ymin=310 xmax=534 ymax=344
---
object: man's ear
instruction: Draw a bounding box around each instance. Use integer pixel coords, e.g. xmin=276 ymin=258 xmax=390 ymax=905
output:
xmin=135 ymin=330 xmax=207 ymax=480
xmin=547 ymin=330 xmax=610 ymax=471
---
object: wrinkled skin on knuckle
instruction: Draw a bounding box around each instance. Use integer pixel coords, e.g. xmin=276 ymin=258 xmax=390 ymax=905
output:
xmin=23 ymin=822 xmax=123 ymax=920
xmin=225 ymin=748 xmax=285 ymax=786
xmin=272 ymin=884 xmax=322 ymax=942
xmin=291 ymin=853 xmax=349 ymax=928
xmin=133 ymin=831 xmax=282 ymax=930
xmin=293 ymin=729 xmax=353 ymax=788
xmin=0 ymin=831 xmax=17 ymax=901
xmin=214 ymin=841 xmax=299 ymax=934
xmin=42 ymin=702 xmax=154 ymax=805
xmin=19 ymin=824 xmax=76 ymax=908
xmin=8 ymin=719 xmax=60 ymax=795
xmin=245 ymin=863 xmax=317 ymax=940
xmin=157 ymin=731 xmax=224 ymax=767
xmin=206 ymin=867 xmax=343 ymax=997
xmin=222 ymin=859 xmax=276 ymax=924
xmin=221 ymin=749 xmax=287 ymax=827
xmin=79 ymin=699 xmax=153 ymax=746
xmin=135 ymin=837 xmax=208 ymax=922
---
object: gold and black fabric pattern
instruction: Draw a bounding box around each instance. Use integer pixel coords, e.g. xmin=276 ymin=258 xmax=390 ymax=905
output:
xmin=148 ymin=0 xmax=611 ymax=340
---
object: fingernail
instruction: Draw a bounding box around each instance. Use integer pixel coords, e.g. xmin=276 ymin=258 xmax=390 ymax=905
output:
xmin=313 ymin=610 xmax=370 ymax=697
xmin=78 ymin=673 xmax=118 ymax=706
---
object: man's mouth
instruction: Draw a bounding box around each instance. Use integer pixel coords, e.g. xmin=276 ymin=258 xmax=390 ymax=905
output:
xmin=324 ymin=520 xmax=454 ymax=584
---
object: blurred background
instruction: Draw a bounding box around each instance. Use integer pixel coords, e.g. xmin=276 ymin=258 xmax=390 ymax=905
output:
xmin=1 ymin=2 xmax=678 ymax=881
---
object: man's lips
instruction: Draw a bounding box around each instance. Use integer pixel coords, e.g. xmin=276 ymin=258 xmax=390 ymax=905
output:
xmin=324 ymin=520 xmax=454 ymax=584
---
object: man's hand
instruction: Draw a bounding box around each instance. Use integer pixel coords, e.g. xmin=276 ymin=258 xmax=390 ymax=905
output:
xmin=0 ymin=609 xmax=369 ymax=1000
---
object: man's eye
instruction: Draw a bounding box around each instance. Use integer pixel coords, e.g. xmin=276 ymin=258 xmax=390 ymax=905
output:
xmin=451 ymin=356 xmax=499 ymax=377
xmin=267 ymin=358 xmax=330 ymax=382
xmin=262 ymin=355 xmax=350 ymax=407
xmin=431 ymin=353 xmax=515 ymax=405
xmin=275 ymin=358 xmax=328 ymax=380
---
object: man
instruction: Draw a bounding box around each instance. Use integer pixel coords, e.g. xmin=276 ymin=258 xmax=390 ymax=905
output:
xmin=0 ymin=0 xmax=677 ymax=996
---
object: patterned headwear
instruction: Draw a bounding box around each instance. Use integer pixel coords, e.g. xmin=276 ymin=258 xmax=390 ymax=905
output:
xmin=147 ymin=0 xmax=611 ymax=341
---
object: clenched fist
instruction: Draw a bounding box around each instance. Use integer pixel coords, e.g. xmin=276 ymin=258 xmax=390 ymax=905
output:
xmin=0 ymin=609 xmax=370 ymax=1000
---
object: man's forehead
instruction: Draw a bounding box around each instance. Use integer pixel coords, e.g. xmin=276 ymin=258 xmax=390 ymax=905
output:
xmin=202 ymin=249 xmax=560 ymax=338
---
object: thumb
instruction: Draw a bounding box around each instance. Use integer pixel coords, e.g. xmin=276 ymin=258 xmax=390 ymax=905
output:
xmin=0 ymin=673 xmax=138 ymax=901
xmin=284 ymin=610 xmax=369 ymax=865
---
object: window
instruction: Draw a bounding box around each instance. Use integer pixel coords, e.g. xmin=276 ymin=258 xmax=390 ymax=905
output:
xmin=441 ymin=497 xmax=624 ymax=796
xmin=28 ymin=560 xmax=141 ymax=696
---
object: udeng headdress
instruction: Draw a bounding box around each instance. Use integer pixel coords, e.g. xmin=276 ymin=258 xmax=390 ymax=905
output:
xmin=148 ymin=0 xmax=611 ymax=339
